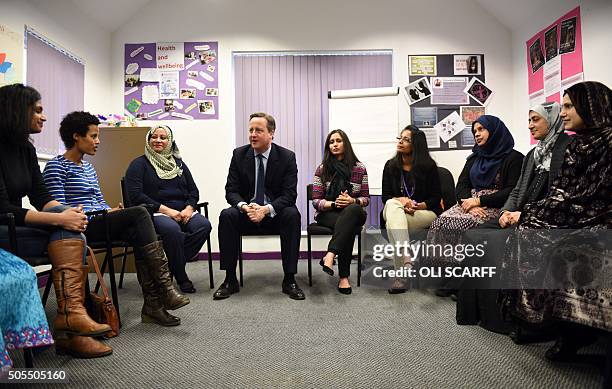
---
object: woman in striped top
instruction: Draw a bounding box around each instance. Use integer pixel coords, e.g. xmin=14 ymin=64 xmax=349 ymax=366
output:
xmin=312 ymin=129 xmax=369 ymax=294
xmin=43 ymin=112 xmax=189 ymax=328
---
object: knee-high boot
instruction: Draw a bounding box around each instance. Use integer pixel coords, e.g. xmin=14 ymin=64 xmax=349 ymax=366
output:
xmin=48 ymin=239 xmax=111 ymax=336
xmin=135 ymin=260 xmax=181 ymax=326
xmin=137 ymin=241 xmax=190 ymax=310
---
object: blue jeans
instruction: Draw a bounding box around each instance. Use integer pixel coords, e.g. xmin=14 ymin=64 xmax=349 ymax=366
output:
xmin=0 ymin=205 xmax=86 ymax=263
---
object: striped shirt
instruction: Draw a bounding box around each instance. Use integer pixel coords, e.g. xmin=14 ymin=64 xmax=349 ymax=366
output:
xmin=312 ymin=161 xmax=369 ymax=216
xmin=42 ymin=155 xmax=110 ymax=213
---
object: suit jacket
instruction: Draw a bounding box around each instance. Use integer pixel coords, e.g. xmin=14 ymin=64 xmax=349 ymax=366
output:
xmin=225 ymin=143 xmax=298 ymax=213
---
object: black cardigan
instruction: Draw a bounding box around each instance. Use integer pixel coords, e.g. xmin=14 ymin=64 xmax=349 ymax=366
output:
xmin=125 ymin=155 xmax=200 ymax=212
xmin=455 ymin=150 xmax=524 ymax=209
xmin=381 ymin=159 xmax=442 ymax=215
xmin=0 ymin=142 xmax=54 ymax=226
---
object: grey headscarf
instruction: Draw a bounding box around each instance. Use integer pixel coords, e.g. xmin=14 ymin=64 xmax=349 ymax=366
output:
xmin=530 ymin=102 xmax=564 ymax=172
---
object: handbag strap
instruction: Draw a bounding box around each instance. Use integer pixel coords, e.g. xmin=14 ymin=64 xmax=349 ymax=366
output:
xmin=86 ymin=246 xmax=111 ymax=301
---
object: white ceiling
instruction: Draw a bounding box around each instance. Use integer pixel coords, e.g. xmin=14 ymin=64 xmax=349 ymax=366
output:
xmin=68 ymin=0 xmax=152 ymax=32
xmin=473 ymin=0 xmax=571 ymax=31
xmin=65 ymin=0 xmax=566 ymax=33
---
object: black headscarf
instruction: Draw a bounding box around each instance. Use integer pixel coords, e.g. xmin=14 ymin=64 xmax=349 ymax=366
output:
xmin=467 ymin=115 xmax=515 ymax=190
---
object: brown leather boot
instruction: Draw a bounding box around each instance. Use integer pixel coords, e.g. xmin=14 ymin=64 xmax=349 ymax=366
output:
xmin=55 ymin=335 xmax=112 ymax=358
xmin=48 ymin=239 xmax=112 ymax=336
xmin=135 ymin=260 xmax=181 ymax=326
xmin=138 ymin=241 xmax=190 ymax=310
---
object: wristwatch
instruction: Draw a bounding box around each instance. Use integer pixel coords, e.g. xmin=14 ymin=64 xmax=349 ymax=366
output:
xmin=330 ymin=201 xmax=337 ymax=209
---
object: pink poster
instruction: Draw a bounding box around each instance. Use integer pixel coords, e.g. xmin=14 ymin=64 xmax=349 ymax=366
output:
xmin=526 ymin=6 xmax=582 ymax=143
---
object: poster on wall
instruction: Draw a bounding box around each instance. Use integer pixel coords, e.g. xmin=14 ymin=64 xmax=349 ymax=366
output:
xmin=0 ymin=24 xmax=23 ymax=86
xmin=406 ymin=53 xmax=486 ymax=151
xmin=526 ymin=6 xmax=583 ymax=143
xmin=124 ymin=41 xmax=219 ymax=120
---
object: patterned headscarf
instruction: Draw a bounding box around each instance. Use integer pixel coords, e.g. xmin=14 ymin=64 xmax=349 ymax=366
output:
xmin=530 ymin=102 xmax=565 ymax=172
xmin=144 ymin=125 xmax=183 ymax=179
xmin=468 ymin=115 xmax=515 ymax=190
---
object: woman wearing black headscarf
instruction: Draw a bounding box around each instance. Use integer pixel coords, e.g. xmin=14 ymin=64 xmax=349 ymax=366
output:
xmin=426 ymin=115 xmax=523 ymax=296
xmin=502 ymin=81 xmax=612 ymax=363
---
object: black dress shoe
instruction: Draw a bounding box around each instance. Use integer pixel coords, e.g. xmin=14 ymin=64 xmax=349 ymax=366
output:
xmin=337 ymin=286 xmax=352 ymax=295
xmin=213 ymin=281 xmax=239 ymax=300
xmin=435 ymin=288 xmax=456 ymax=298
xmin=282 ymin=282 xmax=305 ymax=300
xmin=319 ymin=259 xmax=334 ymax=276
xmin=179 ymin=280 xmax=196 ymax=294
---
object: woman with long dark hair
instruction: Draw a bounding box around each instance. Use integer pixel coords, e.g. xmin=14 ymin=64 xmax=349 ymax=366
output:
xmin=0 ymin=84 xmax=111 ymax=358
xmin=312 ymin=129 xmax=369 ymax=294
xmin=382 ymin=125 xmax=441 ymax=293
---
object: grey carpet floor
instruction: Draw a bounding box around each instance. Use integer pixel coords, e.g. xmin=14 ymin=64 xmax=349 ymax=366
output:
xmin=7 ymin=260 xmax=606 ymax=389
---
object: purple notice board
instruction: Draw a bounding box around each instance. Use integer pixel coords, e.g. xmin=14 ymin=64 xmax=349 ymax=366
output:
xmin=124 ymin=42 xmax=219 ymax=120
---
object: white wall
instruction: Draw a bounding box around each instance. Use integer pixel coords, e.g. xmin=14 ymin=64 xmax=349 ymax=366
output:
xmin=510 ymin=0 xmax=612 ymax=154
xmin=1 ymin=0 xmax=112 ymax=113
xmin=110 ymin=0 xmax=515 ymax=251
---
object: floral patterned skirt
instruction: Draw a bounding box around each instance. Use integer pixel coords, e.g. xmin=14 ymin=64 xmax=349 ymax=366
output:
xmin=0 ymin=249 xmax=53 ymax=372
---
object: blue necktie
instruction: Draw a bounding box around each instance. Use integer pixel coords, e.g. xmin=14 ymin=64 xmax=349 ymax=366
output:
xmin=255 ymin=154 xmax=265 ymax=205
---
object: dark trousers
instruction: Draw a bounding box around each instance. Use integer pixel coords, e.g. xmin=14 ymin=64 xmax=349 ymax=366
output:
xmin=455 ymin=222 xmax=513 ymax=333
xmin=0 ymin=205 xmax=85 ymax=261
xmin=218 ymin=206 xmax=301 ymax=275
xmin=154 ymin=213 xmax=211 ymax=283
xmin=315 ymin=204 xmax=366 ymax=278
xmin=85 ymin=206 xmax=157 ymax=258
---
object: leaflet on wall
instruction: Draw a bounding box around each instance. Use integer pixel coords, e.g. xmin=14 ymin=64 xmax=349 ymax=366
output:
xmin=453 ymin=55 xmax=481 ymax=76
xmin=543 ymin=56 xmax=561 ymax=100
xmin=529 ymin=38 xmax=545 ymax=74
xmin=0 ymin=24 xmax=23 ymax=86
xmin=528 ymin=89 xmax=546 ymax=108
xmin=159 ymin=71 xmax=179 ymax=99
xmin=140 ymin=68 xmax=160 ymax=82
xmin=411 ymin=107 xmax=438 ymax=127
xmin=460 ymin=129 xmax=476 ymax=147
xmin=544 ymin=26 xmax=559 ymax=62
xmin=464 ymin=78 xmax=494 ymax=106
xmin=404 ymin=77 xmax=432 ymax=105
xmin=430 ymin=77 xmax=469 ymax=105
xmin=142 ymin=85 xmax=160 ymax=104
xmin=561 ymin=72 xmax=583 ymax=94
xmin=421 ymin=127 xmax=440 ymax=149
xmin=434 ymin=111 xmax=466 ymax=143
xmin=460 ymin=106 xmax=485 ymax=125
xmin=559 ymin=17 xmax=577 ymax=54
xmin=409 ymin=56 xmax=436 ymax=76
xmin=157 ymin=42 xmax=185 ymax=71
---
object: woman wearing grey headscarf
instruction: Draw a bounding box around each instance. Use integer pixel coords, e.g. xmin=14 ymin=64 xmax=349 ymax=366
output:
xmin=498 ymin=101 xmax=571 ymax=228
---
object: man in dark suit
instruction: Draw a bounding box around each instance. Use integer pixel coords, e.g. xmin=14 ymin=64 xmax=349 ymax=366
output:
xmin=214 ymin=112 xmax=305 ymax=300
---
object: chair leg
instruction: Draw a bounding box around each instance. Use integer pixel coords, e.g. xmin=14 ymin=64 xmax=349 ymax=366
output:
xmin=307 ymin=234 xmax=313 ymax=287
xmin=207 ymin=239 xmax=214 ymax=289
xmin=357 ymin=233 xmax=362 ymax=287
xmin=41 ymin=274 xmax=53 ymax=307
xmin=118 ymin=248 xmax=128 ymax=289
xmin=239 ymin=236 xmax=244 ymax=287
xmin=23 ymin=348 xmax=33 ymax=368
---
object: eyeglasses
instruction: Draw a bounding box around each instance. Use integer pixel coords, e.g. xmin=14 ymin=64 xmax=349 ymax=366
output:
xmin=396 ymin=137 xmax=412 ymax=144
